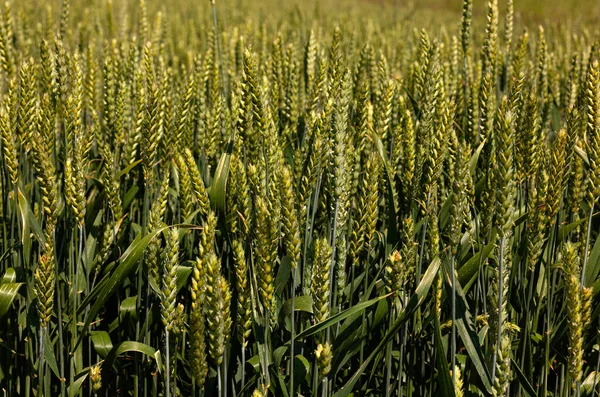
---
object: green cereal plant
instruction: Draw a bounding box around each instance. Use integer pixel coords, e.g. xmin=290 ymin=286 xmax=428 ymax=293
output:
xmin=0 ymin=1 xmax=597 ymax=396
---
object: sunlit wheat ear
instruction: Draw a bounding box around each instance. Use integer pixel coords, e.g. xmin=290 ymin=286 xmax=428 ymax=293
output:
xmin=280 ymin=166 xmax=301 ymax=269
xmin=495 ymin=97 xmax=515 ymax=238
xmin=0 ymin=105 xmax=18 ymax=185
xmin=311 ymin=237 xmax=332 ymax=327
xmin=384 ymin=250 xmax=404 ymax=295
xmin=585 ymin=60 xmax=600 ymax=204
xmin=87 ymin=364 xmax=102 ymax=392
xmin=0 ymin=2 xmax=15 ymax=76
xmin=566 ymin=108 xmax=585 ymax=226
xmin=190 ymin=249 xmax=208 ymax=387
xmin=491 ymin=97 xmax=515 ymax=395
xmin=460 ymin=0 xmax=472 ymax=56
xmin=254 ymin=195 xmax=276 ymax=318
xmin=451 ymin=365 xmax=464 ymax=397
xmin=560 ymin=242 xmax=584 ymax=387
xmin=315 ymin=341 xmax=333 ymax=376
xmin=175 ymin=153 xmax=194 ymax=222
xmin=546 ymin=129 xmax=567 ymax=223
xmin=227 ymin=153 xmax=251 ymax=238
xmin=205 ymin=252 xmax=231 ymax=365
xmin=184 ymin=148 xmax=211 ymax=218
xmin=448 ymin=133 xmax=470 ymax=255
xmin=477 ymin=71 xmax=496 ymax=234
xmin=17 ymin=58 xmax=36 ymax=153
xmin=580 ymin=286 xmax=592 ymax=331
xmin=504 ymin=0 xmax=513 ymax=55
xmin=399 ymin=109 xmax=416 ymax=212
xmin=161 ymin=228 xmax=180 ymax=335
xmin=35 ymin=242 xmax=56 ymax=328
xmin=233 ymin=239 xmax=252 ymax=348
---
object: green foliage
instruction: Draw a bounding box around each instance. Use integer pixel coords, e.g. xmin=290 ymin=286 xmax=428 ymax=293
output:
xmin=0 ymin=0 xmax=598 ymax=396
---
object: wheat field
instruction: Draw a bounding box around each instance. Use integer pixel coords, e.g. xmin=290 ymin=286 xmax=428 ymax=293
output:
xmin=0 ymin=0 xmax=599 ymax=396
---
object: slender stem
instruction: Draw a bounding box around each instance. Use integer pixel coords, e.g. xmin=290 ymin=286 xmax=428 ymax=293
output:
xmin=165 ymin=329 xmax=170 ymax=397
xmin=241 ymin=340 xmax=246 ymax=393
xmin=328 ymin=200 xmax=339 ymax=335
xmin=217 ymin=363 xmax=222 ymax=397
xmin=581 ymin=202 xmax=594 ymax=285
xmin=223 ymin=347 xmax=227 ymax=397
xmin=491 ymin=235 xmax=505 ymax=383
xmin=591 ymin=316 xmax=600 ymax=397
xmin=289 ymin=268 xmax=296 ymax=396
xmin=57 ymin=264 xmax=66 ymax=397
xmin=385 ymin=305 xmax=396 ymax=397
xmin=450 ymin=254 xmax=457 ymax=386
xmin=262 ymin=308 xmax=271 ymax=389
xmin=38 ymin=327 xmax=45 ymax=397
xmin=210 ymin=0 xmax=227 ymax=99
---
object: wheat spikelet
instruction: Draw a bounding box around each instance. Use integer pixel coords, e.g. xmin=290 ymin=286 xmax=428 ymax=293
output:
xmin=311 ymin=237 xmax=332 ymax=325
xmin=175 ymin=153 xmax=194 ymax=222
xmin=585 ymin=60 xmax=600 ymax=203
xmin=561 ymin=242 xmax=584 ymax=387
xmin=482 ymin=0 xmax=499 ymax=78
xmin=504 ymin=0 xmax=514 ymax=56
xmin=17 ymin=57 xmax=36 ymax=152
xmin=189 ymin=242 xmax=209 ymax=387
xmin=176 ymin=73 xmax=196 ymax=151
xmin=34 ymin=238 xmax=56 ymax=328
xmin=233 ymin=239 xmax=252 ymax=347
xmin=495 ymin=97 xmax=515 ymax=238
xmin=146 ymin=169 xmax=171 ymax=282
xmin=280 ymin=166 xmax=301 ymax=269
xmin=90 ymin=364 xmax=102 ymax=392
xmin=315 ymin=341 xmax=333 ymax=376
xmin=205 ymin=252 xmax=231 ymax=365
xmin=0 ymin=104 xmax=18 ymax=185
xmin=183 ymin=148 xmax=211 ymax=219
xmin=546 ymin=129 xmax=568 ymax=223
xmin=451 ymin=365 xmax=464 ymax=397
xmin=161 ymin=228 xmax=180 ymax=334
xmin=254 ymin=195 xmax=276 ymax=317
xmin=0 ymin=1 xmax=13 ymax=77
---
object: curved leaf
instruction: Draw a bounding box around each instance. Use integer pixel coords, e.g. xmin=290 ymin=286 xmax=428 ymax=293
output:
xmin=584 ymin=228 xmax=600 ymax=287
xmin=293 ymin=293 xmax=391 ymax=341
xmin=91 ymin=331 xmax=113 ymax=359
xmin=280 ymin=295 xmax=313 ymax=324
xmin=119 ymin=296 xmax=138 ymax=320
xmin=1 ymin=267 xmax=16 ymax=283
xmin=18 ymin=188 xmax=44 ymax=249
xmin=103 ymin=341 xmax=161 ymax=371
xmin=175 ymin=264 xmax=193 ymax=292
xmin=208 ymin=139 xmax=233 ymax=211
xmin=0 ymin=282 xmax=24 ymax=318
xmin=458 ymin=241 xmax=495 ymax=293
xmin=68 ymin=371 xmax=89 ymax=397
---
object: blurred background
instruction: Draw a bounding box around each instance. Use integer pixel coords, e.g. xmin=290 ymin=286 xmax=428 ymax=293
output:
xmin=389 ymin=0 xmax=599 ymax=24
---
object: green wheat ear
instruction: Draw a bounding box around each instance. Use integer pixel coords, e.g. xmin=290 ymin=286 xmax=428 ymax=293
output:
xmin=161 ymin=228 xmax=180 ymax=334
xmin=311 ymin=237 xmax=332 ymax=327
xmin=560 ymin=242 xmax=584 ymax=387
